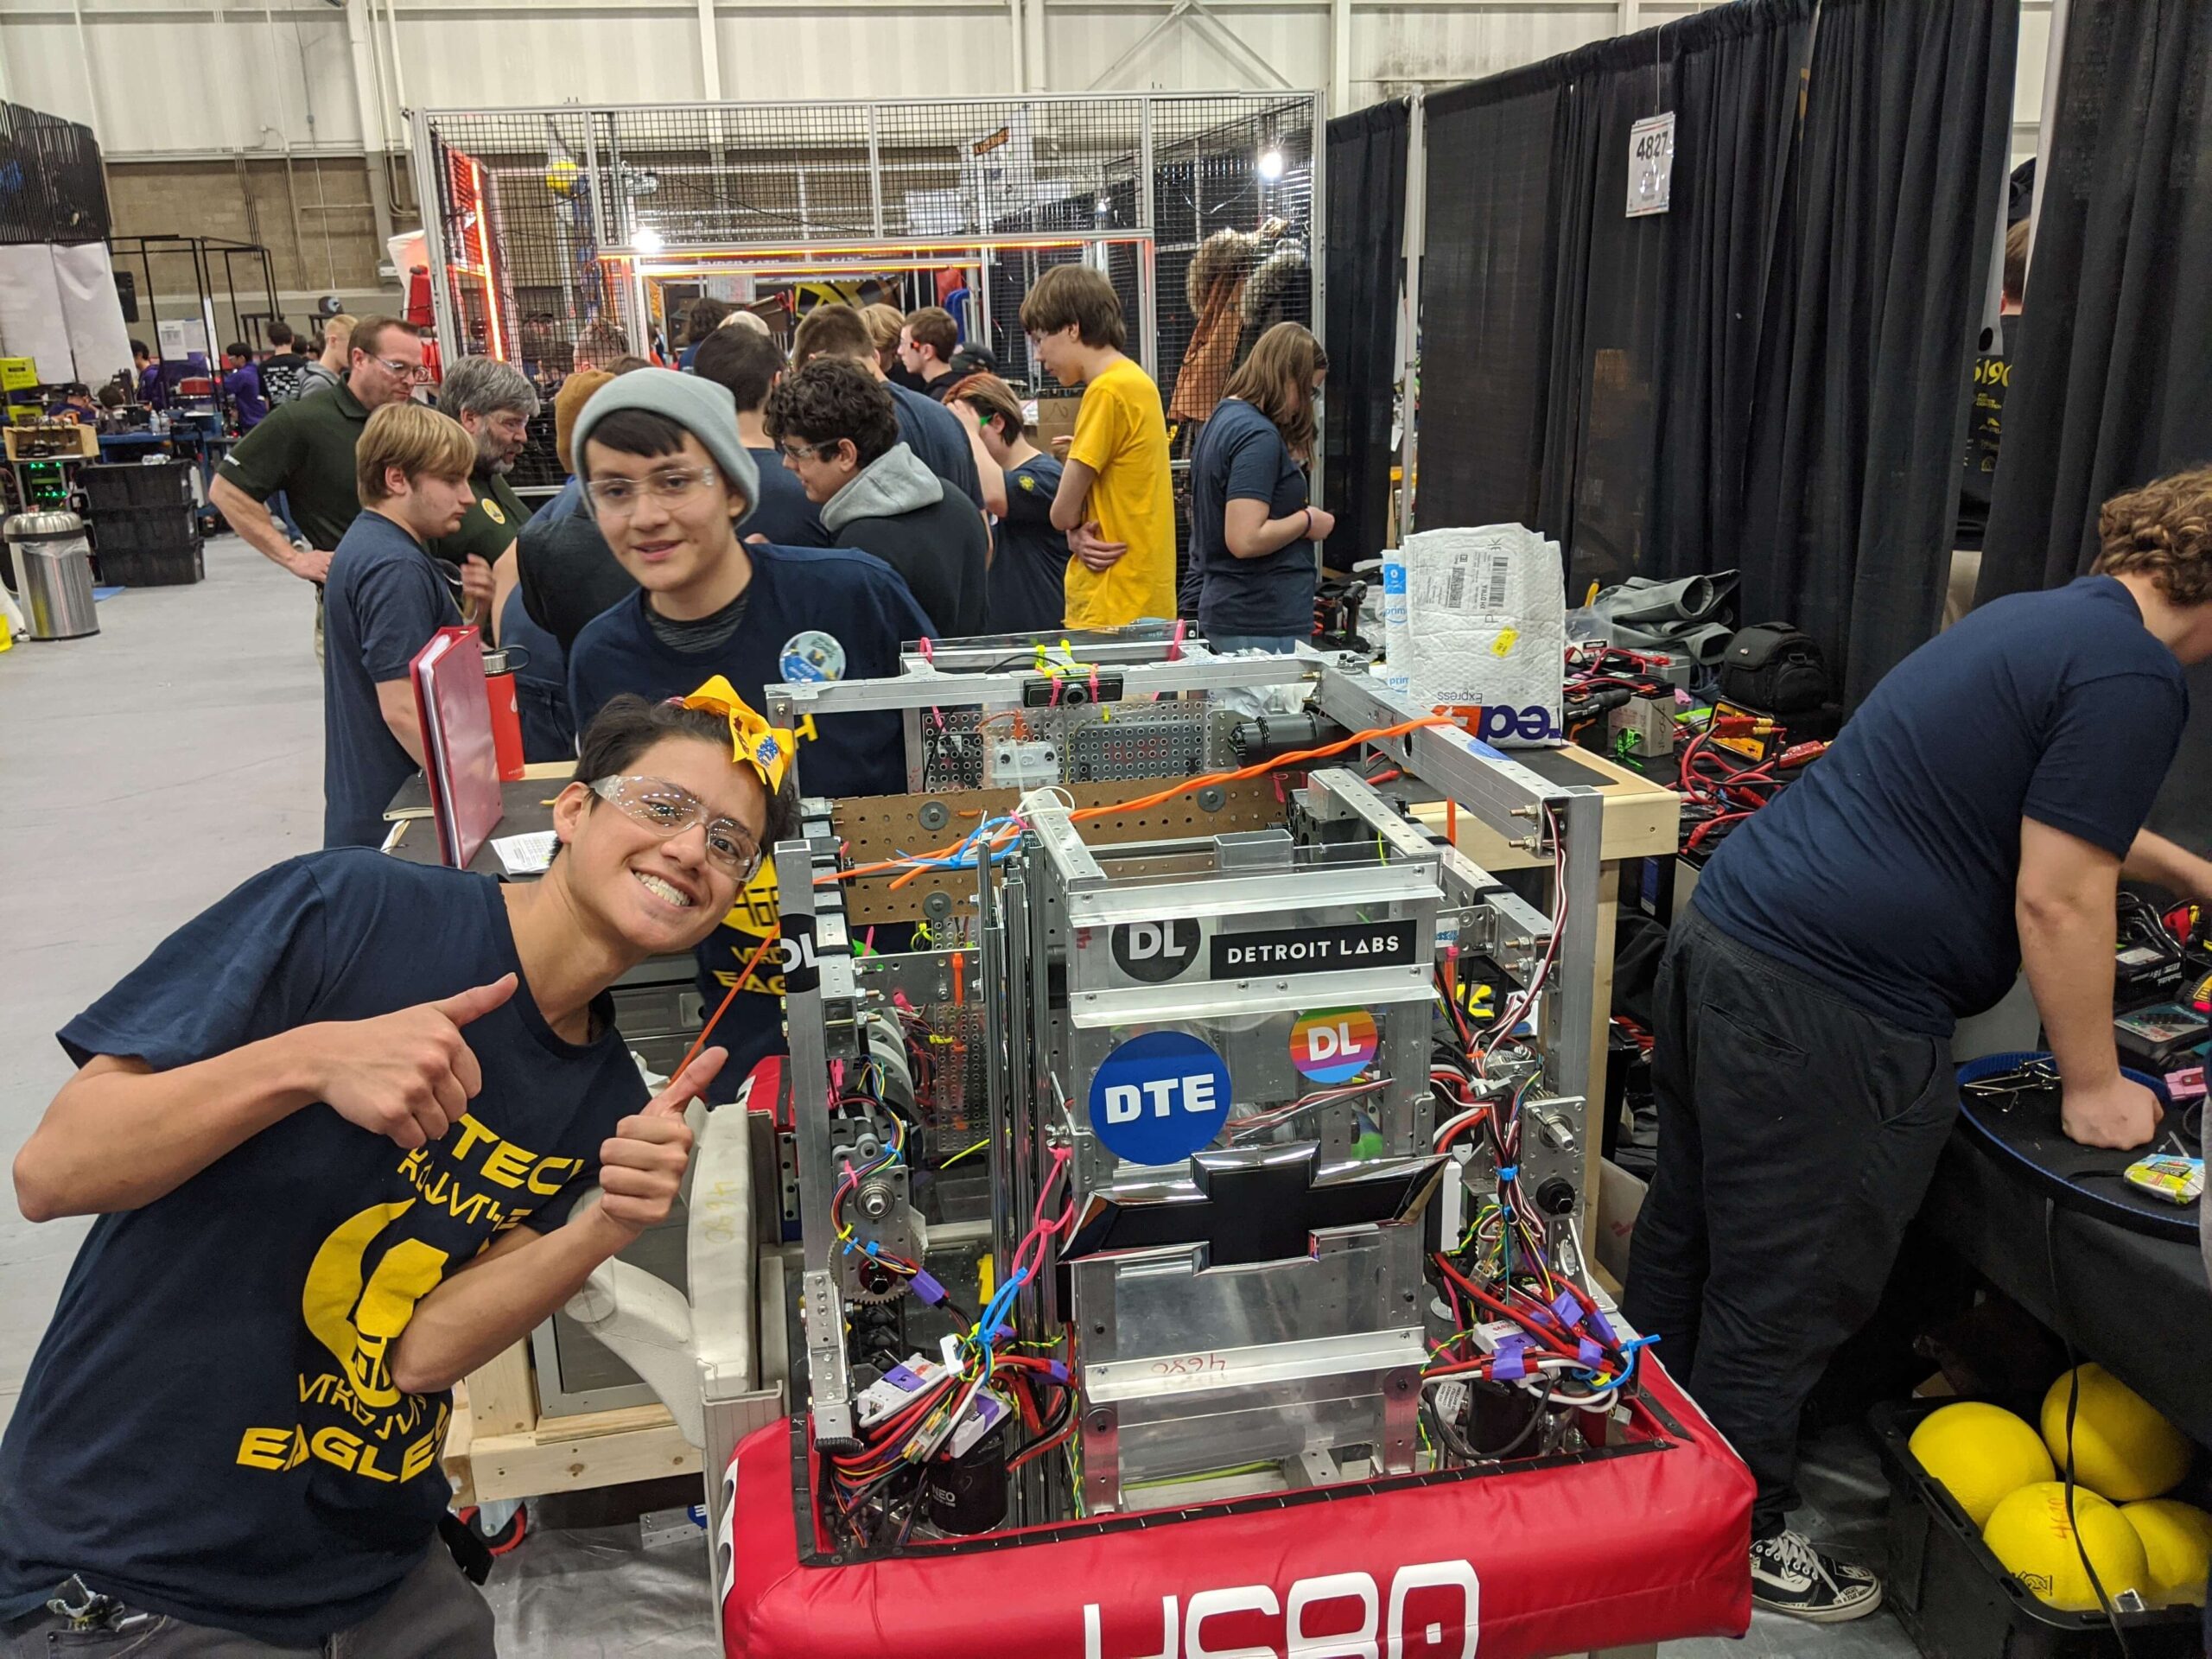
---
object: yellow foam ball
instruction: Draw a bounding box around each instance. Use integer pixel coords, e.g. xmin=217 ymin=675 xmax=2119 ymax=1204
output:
xmin=2120 ymin=1500 xmax=2212 ymax=1609
xmin=1910 ymin=1402 xmax=2057 ymax=1528
xmin=2040 ymin=1365 xmax=2192 ymax=1502
xmin=1984 ymin=1482 xmax=2151 ymax=1612
xmin=545 ymin=158 xmax=580 ymax=198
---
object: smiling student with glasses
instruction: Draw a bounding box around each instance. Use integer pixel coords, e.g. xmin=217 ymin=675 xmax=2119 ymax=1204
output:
xmin=563 ymin=368 xmax=932 ymax=1093
xmin=0 ymin=686 xmax=791 ymax=1658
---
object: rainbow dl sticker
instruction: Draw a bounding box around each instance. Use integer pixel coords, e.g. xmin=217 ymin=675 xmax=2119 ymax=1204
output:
xmin=1290 ymin=1008 xmax=1379 ymax=1084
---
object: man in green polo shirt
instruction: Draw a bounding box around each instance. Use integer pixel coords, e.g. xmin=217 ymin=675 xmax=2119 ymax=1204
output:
xmin=210 ymin=315 xmax=426 ymax=590
xmin=427 ymin=357 xmax=537 ymax=629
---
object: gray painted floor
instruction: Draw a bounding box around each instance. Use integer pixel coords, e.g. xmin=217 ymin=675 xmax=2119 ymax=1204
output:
xmin=0 ymin=535 xmax=325 ymax=1432
xmin=0 ymin=550 xmax=1922 ymax=1654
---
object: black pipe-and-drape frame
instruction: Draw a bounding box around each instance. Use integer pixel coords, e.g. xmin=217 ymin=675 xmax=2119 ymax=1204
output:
xmin=1320 ymin=99 xmax=1409 ymax=574
xmin=1975 ymin=0 xmax=2212 ymax=850
xmin=1412 ymin=0 xmax=2016 ymax=704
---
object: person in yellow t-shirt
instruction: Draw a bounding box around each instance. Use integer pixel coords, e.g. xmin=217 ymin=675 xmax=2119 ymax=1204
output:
xmin=1019 ymin=264 xmax=1176 ymax=626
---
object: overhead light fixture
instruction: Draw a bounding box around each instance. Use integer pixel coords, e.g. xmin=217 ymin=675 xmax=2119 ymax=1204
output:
xmin=1257 ymin=147 xmax=1286 ymax=181
xmin=632 ymin=227 xmax=664 ymax=255
xmin=1095 ymin=193 xmax=1112 ymax=213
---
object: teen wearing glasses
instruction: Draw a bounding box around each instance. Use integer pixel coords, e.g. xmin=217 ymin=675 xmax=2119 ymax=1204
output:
xmin=564 ymin=370 xmax=931 ymax=1087
xmin=2 ymin=685 xmax=791 ymax=1657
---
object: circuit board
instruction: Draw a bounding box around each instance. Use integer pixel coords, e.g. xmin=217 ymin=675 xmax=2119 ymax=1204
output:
xmin=914 ymin=702 xmax=1227 ymax=792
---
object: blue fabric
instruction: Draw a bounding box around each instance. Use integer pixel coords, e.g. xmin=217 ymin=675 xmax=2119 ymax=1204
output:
xmin=744 ymin=444 xmax=829 ymax=548
xmin=224 ymin=363 xmax=269 ymax=429
xmin=499 ymin=587 xmax=572 ymax=762
xmin=0 ymin=852 xmax=643 ymax=1643
xmin=1191 ymin=397 xmax=1314 ymax=637
xmin=321 ymin=512 xmax=461 ymax=849
xmin=1695 ymin=577 xmax=2189 ymax=1035
xmin=1209 ymin=632 xmax=1302 ymax=653
xmin=988 ymin=454 xmax=1070 ymax=633
xmin=888 ymin=379 xmax=983 ymax=510
xmin=532 ymin=474 xmax=589 ymax=527
xmin=567 ymin=543 xmax=927 ymax=1079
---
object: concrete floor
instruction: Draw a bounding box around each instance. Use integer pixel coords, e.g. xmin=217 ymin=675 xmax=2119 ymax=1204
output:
xmin=0 ymin=550 xmax=1923 ymax=1655
xmin=0 ymin=534 xmax=325 ymax=1430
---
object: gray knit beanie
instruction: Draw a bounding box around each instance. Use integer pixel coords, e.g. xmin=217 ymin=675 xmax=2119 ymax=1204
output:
xmin=569 ymin=367 xmax=762 ymax=524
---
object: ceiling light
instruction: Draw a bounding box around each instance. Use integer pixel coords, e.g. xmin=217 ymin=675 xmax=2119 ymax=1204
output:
xmin=632 ymin=227 xmax=664 ymax=255
xmin=1257 ymin=147 xmax=1286 ymax=181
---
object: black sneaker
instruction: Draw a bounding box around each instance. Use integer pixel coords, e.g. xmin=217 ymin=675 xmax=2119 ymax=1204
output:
xmin=1749 ymin=1529 xmax=1885 ymax=1623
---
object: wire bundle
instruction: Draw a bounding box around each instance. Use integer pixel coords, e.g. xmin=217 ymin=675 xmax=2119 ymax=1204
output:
xmin=822 ymin=1149 xmax=1080 ymax=1548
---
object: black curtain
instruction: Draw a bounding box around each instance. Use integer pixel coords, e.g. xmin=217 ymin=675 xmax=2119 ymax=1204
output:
xmin=1738 ymin=0 xmax=2018 ymax=703
xmin=1975 ymin=0 xmax=2212 ymax=849
xmin=1320 ymin=99 xmax=1409 ymax=573
xmin=1414 ymin=0 xmax=2013 ymax=700
xmin=1421 ymin=65 xmax=1568 ymax=531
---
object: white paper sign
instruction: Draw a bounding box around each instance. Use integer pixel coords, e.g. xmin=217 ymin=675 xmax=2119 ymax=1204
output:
xmin=1627 ymin=111 xmax=1676 ymax=218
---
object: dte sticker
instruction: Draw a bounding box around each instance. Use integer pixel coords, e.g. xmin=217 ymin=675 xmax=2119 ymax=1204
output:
xmin=1290 ymin=1008 xmax=1379 ymax=1084
xmin=1089 ymin=1031 xmax=1234 ymax=1166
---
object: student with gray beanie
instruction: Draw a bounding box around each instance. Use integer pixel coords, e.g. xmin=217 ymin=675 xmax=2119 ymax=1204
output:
xmin=564 ymin=367 xmax=932 ymax=1091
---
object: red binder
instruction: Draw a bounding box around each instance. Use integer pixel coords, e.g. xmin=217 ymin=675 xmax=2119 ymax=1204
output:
xmin=410 ymin=626 xmax=503 ymax=869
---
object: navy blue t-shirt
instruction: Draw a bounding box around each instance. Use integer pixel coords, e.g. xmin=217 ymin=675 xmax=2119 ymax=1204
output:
xmin=567 ymin=543 xmax=928 ymax=1079
xmin=744 ymin=444 xmax=829 ymax=548
xmin=1192 ymin=397 xmax=1314 ymax=637
xmin=890 ymin=380 xmax=985 ymax=511
xmin=988 ymin=454 xmax=1071 ymax=633
xmin=0 ymin=853 xmax=644 ymax=1643
xmin=322 ymin=512 xmax=461 ymax=849
xmin=1695 ymin=577 xmax=2188 ymax=1034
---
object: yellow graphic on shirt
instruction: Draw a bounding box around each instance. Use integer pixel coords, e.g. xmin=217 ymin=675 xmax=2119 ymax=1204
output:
xmin=235 ymin=1114 xmax=583 ymax=1484
xmin=302 ymin=1198 xmax=449 ymax=1408
xmin=480 ymin=499 xmax=507 ymax=526
xmin=717 ymin=857 xmax=785 ymax=997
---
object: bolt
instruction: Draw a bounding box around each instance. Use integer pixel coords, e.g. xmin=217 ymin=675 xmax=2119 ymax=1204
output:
xmin=1092 ymin=1322 xmax=1107 ymax=1335
xmin=859 ymin=1186 xmax=891 ymax=1220
xmin=1087 ymin=1409 xmax=1113 ymax=1433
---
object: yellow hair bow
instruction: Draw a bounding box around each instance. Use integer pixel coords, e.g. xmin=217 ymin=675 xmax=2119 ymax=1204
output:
xmin=677 ymin=676 xmax=794 ymax=795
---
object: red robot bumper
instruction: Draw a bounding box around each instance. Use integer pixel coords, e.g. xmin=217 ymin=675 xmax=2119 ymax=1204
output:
xmin=720 ymin=1357 xmax=1752 ymax=1659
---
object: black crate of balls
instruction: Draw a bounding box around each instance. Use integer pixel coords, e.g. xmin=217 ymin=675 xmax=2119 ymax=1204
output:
xmin=1871 ymin=1400 xmax=2204 ymax=1659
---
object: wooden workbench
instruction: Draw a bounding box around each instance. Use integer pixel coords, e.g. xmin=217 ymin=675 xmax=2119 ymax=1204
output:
xmin=1411 ymin=744 xmax=1680 ymax=1243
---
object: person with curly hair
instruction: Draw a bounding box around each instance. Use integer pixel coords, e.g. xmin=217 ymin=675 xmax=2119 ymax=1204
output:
xmin=1624 ymin=463 xmax=2212 ymax=1624
xmin=765 ymin=357 xmax=988 ymax=636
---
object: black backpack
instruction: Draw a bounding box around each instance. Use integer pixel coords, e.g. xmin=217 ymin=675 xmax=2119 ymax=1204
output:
xmin=1718 ymin=623 xmax=1830 ymax=715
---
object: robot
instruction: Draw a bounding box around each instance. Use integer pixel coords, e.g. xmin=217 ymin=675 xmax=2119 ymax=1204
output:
xmin=570 ymin=637 xmax=1753 ymax=1658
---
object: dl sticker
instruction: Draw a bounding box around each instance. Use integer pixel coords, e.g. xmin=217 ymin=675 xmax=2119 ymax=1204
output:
xmin=1109 ymin=918 xmax=1200 ymax=982
xmin=1291 ymin=1008 xmax=1379 ymax=1084
xmin=1089 ymin=1031 xmax=1233 ymax=1166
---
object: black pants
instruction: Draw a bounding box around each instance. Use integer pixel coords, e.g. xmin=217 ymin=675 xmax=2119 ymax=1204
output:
xmin=1623 ymin=903 xmax=1956 ymax=1539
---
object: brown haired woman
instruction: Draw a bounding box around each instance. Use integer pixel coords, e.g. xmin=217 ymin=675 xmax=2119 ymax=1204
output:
xmin=1187 ymin=321 xmax=1334 ymax=652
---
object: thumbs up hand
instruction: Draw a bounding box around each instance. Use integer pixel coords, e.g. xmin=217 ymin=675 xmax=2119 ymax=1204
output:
xmin=306 ymin=974 xmax=518 ymax=1149
xmin=593 ymin=1047 xmax=727 ymax=1239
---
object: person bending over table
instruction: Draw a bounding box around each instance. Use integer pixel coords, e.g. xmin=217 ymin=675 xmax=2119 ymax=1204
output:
xmin=1624 ymin=465 xmax=2212 ymax=1624
xmin=2 ymin=686 xmax=794 ymax=1656
xmin=564 ymin=368 xmax=930 ymax=1093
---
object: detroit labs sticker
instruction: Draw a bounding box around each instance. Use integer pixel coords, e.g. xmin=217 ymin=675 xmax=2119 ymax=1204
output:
xmin=779 ymin=629 xmax=847 ymax=683
xmin=1290 ymin=1008 xmax=1380 ymax=1084
xmin=1088 ymin=1031 xmax=1233 ymax=1166
xmin=1109 ymin=918 xmax=1201 ymax=983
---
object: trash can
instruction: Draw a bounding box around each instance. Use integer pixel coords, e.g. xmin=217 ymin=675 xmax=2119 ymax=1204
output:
xmin=5 ymin=511 xmax=99 ymax=640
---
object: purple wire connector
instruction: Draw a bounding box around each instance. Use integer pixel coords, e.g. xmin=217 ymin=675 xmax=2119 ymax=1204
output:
xmin=1492 ymin=1337 xmax=1530 ymax=1382
xmin=911 ymin=1269 xmax=947 ymax=1306
xmin=1550 ymin=1288 xmax=1585 ymax=1329
xmin=1578 ymin=1338 xmax=1604 ymax=1369
xmin=1585 ymin=1306 xmax=1618 ymax=1346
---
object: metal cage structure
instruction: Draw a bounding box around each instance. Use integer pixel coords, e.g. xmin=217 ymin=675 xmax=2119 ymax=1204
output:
xmin=409 ymin=93 xmax=1323 ymax=411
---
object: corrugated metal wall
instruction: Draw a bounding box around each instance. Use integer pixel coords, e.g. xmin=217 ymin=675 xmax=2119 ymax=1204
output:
xmin=0 ymin=0 xmax=2054 ymax=163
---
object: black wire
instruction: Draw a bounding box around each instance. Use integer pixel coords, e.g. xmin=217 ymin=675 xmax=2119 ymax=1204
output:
xmin=2041 ymin=1195 xmax=2134 ymax=1656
